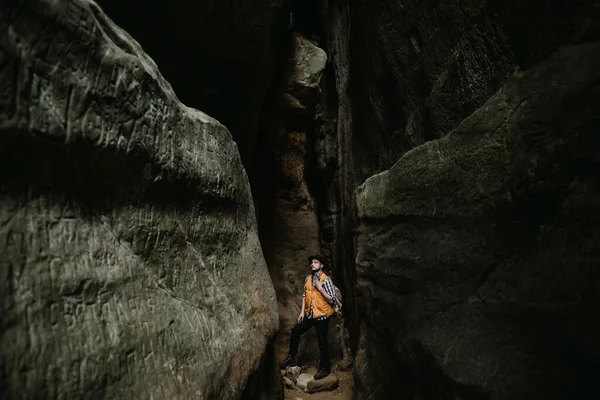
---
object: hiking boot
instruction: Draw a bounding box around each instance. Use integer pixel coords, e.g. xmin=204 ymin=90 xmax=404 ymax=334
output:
xmin=313 ymin=367 xmax=330 ymax=380
xmin=279 ymin=354 xmax=298 ymax=370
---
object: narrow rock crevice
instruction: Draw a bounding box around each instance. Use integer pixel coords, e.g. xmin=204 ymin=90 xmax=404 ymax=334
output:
xmin=254 ymin=2 xmax=358 ymax=397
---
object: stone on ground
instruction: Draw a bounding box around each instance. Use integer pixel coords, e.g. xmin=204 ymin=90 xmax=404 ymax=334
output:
xmin=282 ymin=376 xmax=295 ymax=389
xmin=306 ymin=374 xmax=340 ymax=393
xmin=285 ymin=366 xmax=302 ymax=383
xmin=295 ymin=373 xmax=314 ymax=390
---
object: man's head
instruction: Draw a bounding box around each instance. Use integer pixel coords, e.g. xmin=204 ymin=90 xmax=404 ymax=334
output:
xmin=308 ymin=255 xmax=326 ymax=273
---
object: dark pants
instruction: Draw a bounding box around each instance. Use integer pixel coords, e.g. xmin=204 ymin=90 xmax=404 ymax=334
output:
xmin=288 ymin=317 xmax=330 ymax=369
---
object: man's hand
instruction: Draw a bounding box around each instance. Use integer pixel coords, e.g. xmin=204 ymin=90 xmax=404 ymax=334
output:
xmin=314 ymin=280 xmax=323 ymax=291
xmin=314 ymin=279 xmax=332 ymax=303
xmin=297 ymin=312 xmax=304 ymax=324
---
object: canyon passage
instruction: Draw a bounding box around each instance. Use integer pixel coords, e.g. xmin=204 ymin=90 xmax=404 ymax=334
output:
xmin=1 ymin=1 xmax=600 ymax=399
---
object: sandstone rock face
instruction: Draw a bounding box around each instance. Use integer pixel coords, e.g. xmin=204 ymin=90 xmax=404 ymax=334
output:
xmin=95 ymin=0 xmax=291 ymax=180
xmin=354 ymin=43 xmax=600 ymax=399
xmin=313 ymin=0 xmax=359 ymax=356
xmin=0 ymin=1 xmax=279 ymax=399
xmin=317 ymin=0 xmax=600 ymax=366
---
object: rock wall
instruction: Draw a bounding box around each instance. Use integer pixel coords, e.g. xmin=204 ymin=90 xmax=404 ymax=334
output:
xmin=314 ymin=0 xmax=358 ymax=356
xmin=95 ymin=0 xmax=292 ymax=182
xmin=355 ymin=42 xmax=600 ymax=399
xmin=0 ymin=1 xmax=279 ymax=399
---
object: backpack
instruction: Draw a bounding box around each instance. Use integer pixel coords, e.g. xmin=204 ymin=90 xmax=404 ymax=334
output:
xmin=332 ymin=282 xmax=343 ymax=318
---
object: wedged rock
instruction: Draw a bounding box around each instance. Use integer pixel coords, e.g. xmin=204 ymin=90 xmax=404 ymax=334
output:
xmin=0 ymin=1 xmax=278 ymax=399
xmin=287 ymin=33 xmax=327 ymax=107
xmin=355 ymin=42 xmax=600 ymax=399
xmin=306 ymin=374 xmax=340 ymax=393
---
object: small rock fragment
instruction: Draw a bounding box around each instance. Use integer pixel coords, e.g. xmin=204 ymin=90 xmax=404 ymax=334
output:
xmin=282 ymin=376 xmax=295 ymax=389
xmin=336 ymin=357 xmax=353 ymax=371
xmin=285 ymin=366 xmax=302 ymax=383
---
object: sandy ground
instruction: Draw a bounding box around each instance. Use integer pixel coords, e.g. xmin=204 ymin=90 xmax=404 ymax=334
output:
xmin=277 ymin=314 xmax=353 ymax=399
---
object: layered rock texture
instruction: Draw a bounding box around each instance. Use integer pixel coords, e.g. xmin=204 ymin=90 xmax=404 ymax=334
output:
xmin=355 ymin=43 xmax=600 ymax=399
xmin=0 ymin=1 xmax=279 ymax=399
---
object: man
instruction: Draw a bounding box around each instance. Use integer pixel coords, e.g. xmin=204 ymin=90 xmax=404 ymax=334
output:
xmin=279 ymin=254 xmax=336 ymax=380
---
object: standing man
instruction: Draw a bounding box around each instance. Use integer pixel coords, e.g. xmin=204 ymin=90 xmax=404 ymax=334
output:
xmin=279 ymin=255 xmax=336 ymax=380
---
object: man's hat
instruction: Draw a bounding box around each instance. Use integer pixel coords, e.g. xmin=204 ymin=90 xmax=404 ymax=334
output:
xmin=308 ymin=254 xmax=327 ymax=267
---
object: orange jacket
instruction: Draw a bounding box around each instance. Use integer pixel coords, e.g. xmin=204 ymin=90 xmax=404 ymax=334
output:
xmin=304 ymin=272 xmax=334 ymax=319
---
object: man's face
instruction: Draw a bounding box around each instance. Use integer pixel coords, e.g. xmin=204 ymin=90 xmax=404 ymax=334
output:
xmin=310 ymin=259 xmax=322 ymax=272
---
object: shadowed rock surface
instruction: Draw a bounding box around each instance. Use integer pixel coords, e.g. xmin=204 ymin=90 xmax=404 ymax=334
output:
xmin=349 ymin=0 xmax=600 ymax=175
xmin=0 ymin=1 xmax=279 ymax=399
xmin=355 ymin=42 xmax=600 ymax=399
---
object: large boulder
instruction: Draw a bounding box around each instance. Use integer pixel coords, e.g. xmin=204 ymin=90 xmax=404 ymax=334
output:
xmin=0 ymin=1 xmax=279 ymax=399
xmin=355 ymin=42 xmax=600 ymax=399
